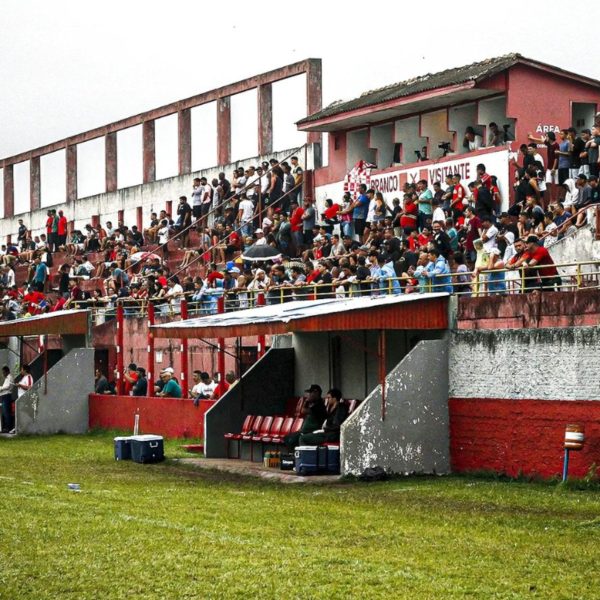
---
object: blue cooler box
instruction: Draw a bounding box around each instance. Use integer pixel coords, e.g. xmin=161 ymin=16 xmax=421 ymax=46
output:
xmin=326 ymin=445 xmax=340 ymax=474
xmin=130 ymin=435 xmax=165 ymax=464
xmin=294 ymin=446 xmax=319 ymax=475
xmin=114 ymin=436 xmax=133 ymax=461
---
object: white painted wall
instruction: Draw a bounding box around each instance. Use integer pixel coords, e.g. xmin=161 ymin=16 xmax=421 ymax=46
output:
xmin=449 ymin=328 xmax=600 ymax=401
xmin=0 ymin=145 xmax=317 ymax=240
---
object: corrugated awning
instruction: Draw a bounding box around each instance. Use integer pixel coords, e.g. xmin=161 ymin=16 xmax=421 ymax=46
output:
xmin=0 ymin=310 xmax=90 ymax=338
xmin=151 ymin=293 xmax=449 ymax=339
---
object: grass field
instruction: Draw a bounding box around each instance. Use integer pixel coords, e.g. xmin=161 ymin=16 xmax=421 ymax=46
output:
xmin=1 ymin=433 xmax=600 ymax=599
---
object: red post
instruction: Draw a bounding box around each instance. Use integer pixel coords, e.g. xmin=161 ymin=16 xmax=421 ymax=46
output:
xmin=66 ymin=144 xmax=77 ymax=203
xmin=147 ymin=302 xmax=155 ymax=396
xmin=180 ymin=299 xmax=189 ymax=396
xmin=257 ymin=292 xmax=266 ymax=359
xmin=116 ymin=303 xmax=124 ymax=395
xmin=217 ymin=296 xmax=226 ymax=385
xmin=142 ymin=120 xmax=156 ymax=184
xmin=178 ymin=108 xmax=191 ymax=176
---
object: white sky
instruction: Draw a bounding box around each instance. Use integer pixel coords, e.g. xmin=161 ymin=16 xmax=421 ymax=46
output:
xmin=1 ymin=0 xmax=600 ymax=204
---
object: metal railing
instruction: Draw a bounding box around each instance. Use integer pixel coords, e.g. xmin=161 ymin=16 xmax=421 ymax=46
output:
xmin=70 ymin=258 xmax=600 ymax=327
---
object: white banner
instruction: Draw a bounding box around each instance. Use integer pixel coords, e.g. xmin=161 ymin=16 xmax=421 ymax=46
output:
xmin=315 ymin=148 xmax=511 ymax=213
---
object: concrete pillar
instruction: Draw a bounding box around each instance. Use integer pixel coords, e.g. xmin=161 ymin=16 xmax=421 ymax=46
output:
xmin=30 ymin=156 xmax=41 ymax=211
xmin=105 ymin=132 xmax=118 ymax=193
xmin=178 ymin=109 xmax=191 ymax=176
xmin=3 ymin=164 xmax=14 ymax=218
xmin=306 ymin=59 xmax=323 ymax=146
xmin=117 ymin=209 xmax=124 ymax=227
xmin=143 ymin=120 xmax=156 ymax=183
xmin=66 ymin=144 xmax=77 ymax=202
xmin=217 ymin=97 xmax=231 ymax=166
xmin=257 ymin=84 xmax=273 ymax=156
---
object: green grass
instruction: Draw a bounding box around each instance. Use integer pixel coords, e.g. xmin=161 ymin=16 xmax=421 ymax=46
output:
xmin=1 ymin=433 xmax=600 ymax=599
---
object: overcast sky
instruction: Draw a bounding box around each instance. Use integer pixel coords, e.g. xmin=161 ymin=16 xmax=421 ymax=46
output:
xmin=2 ymin=0 xmax=600 ymax=160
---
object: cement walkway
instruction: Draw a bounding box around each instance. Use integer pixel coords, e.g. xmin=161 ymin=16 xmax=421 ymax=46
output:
xmin=173 ymin=457 xmax=342 ymax=484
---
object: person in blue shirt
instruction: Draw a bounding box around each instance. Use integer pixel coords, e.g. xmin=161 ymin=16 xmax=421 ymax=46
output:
xmin=376 ymin=255 xmax=401 ymax=295
xmin=32 ymin=257 xmax=48 ymax=292
xmin=350 ymin=184 xmax=371 ymax=240
xmin=424 ymin=248 xmax=453 ymax=293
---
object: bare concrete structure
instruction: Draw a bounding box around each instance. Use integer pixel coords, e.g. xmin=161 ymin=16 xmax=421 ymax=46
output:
xmin=0 ymin=59 xmax=322 ymax=240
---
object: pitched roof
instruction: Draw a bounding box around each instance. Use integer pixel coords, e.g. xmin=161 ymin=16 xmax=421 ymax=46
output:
xmin=297 ymin=53 xmax=600 ymax=126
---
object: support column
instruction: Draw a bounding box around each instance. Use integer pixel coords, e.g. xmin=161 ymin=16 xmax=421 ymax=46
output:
xmin=217 ymin=296 xmax=226 ymax=386
xmin=180 ymin=299 xmax=189 ymax=395
xmin=136 ymin=206 xmax=143 ymax=231
xmin=306 ymin=59 xmax=323 ymax=146
xmin=3 ymin=164 xmax=14 ymax=218
xmin=66 ymin=144 xmax=77 ymax=202
xmin=143 ymin=120 xmax=156 ymax=183
xmin=116 ymin=303 xmax=124 ymax=395
xmin=147 ymin=302 xmax=155 ymax=396
xmin=257 ymin=84 xmax=273 ymax=156
xmin=217 ymin=97 xmax=231 ymax=166
xmin=30 ymin=156 xmax=41 ymax=212
xmin=178 ymin=109 xmax=191 ymax=176
xmin=257 ymin=292 xmax=266 ymax=359
xmin=105 ymin=132 xmax=118 ymax=193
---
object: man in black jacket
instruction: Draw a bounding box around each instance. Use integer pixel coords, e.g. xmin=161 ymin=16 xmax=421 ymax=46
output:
xmin=475 ymin=180 xmax=495 ymax=218
xmin=299 ymin=388 xmax=349 ymax=446
xmin=431 ymin=221 xmax=452 ymax=259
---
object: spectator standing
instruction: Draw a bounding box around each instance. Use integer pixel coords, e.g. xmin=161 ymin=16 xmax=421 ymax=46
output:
xmin=191 ymin=178 xmax=203 ymax=220
xmin=0 ymin=366 xmax=14 ymax=433
xmin=57 ymin=210 xmax=68 ymax=249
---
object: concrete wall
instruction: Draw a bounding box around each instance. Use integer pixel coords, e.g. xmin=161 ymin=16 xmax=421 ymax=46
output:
xmin=341 ymin=338 xmax=450 ymax=476
xmin=292 ymin=330 xmax=416 ymax=400
xmin=450 ymin=327 xmax=600 ymax=401
xmin=204 ymin=348 xmax=295 ymax=458
xmin=16 ymin=348 xmax=94 ymax=434
xmin=1 ymin=145 xmax=316 ymax=239
xmin=547 ymin=217 xmax=600 ymax=278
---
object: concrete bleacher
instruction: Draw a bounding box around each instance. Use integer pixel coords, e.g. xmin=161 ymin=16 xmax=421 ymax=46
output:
xmin=14 ymin=226 xmax=210 ymax=294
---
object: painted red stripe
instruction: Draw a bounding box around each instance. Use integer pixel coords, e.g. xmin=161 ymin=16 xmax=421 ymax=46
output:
xmin=449 ymin=398 xmax=600 ymax=479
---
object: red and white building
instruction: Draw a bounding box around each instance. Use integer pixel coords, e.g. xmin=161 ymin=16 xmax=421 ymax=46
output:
xmin=299 ymin=53 xmax=600 ymax=208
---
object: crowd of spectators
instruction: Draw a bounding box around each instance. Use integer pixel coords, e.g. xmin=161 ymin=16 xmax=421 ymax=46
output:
xmin=2 ymin=138 xmax=599 ymax=324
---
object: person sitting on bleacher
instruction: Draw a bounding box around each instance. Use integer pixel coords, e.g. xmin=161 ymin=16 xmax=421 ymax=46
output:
xmin=298 ymin=388 xmax=349 ymax=447
xmin=284 ymin=384 xmax=327 ymax=451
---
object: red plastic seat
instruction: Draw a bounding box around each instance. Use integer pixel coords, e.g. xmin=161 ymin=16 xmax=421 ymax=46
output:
xmin=242 ymin=416 xmax=263 ymax=441
xmin=294 ymin=397 xmax=305 ymax=417
xmin=270 ymin=416 xmax=294 ymax=444
xmin=224 ymin=414 xmax=255 ymax=440
xmin=262 ymin=416 xmax=284 ymax=443
xmin=250 ymin=416 xmax=273 ymax=461
xmin=289 ymin=417 xmax=304 ymax=434
xmin=225 ymin=415 xmax=256 ymax=459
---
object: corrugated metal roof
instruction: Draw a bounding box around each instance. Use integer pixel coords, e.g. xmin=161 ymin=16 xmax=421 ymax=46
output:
xmin=0 ymin=310 xmax=90 ymax=337
xmin=152 ymin=293 xmax=449 ymax=339
xmin=297 ymin=53 xmax=600 ymax=126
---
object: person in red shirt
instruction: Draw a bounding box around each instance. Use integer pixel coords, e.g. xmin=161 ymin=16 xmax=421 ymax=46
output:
xmin=211 ymin=371 xmax=236 ymax=400
xmin=23 ymin=289 xmax=46 ymax=315
xmin=290 ymin=200 xmax=305 ymax=252
xmin=522 ymin=235 xmax=560 ymax=290
xmin=123 ymin=363 xmax=139 ymax=396
xmin=464 ymin=206 xmax=482 ymax=263
xmin=322 ymin=198 xmax=341 ymax=234
xmin=400 ymin=194 xmax=418 ymax=234
xmin=476 ymin=164 xmax=492 ymax=190
xmin=451 ymin=174 xmax=467 ymax=218
xmin=57 ymin=210 xmax=68 ymax=249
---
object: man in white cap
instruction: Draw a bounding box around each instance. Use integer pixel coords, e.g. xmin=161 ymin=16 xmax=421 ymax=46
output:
xmin=254 ymin=229 xmax=267 ymax=246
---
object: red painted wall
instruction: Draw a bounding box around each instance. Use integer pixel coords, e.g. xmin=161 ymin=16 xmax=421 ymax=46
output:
xmin=449 ymin=398 xmax=600 ymax=479
xmin=507 ymin=64 xmax=600 ymax=144
xmin=89 ymin=394 xmax=215 ymax=439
